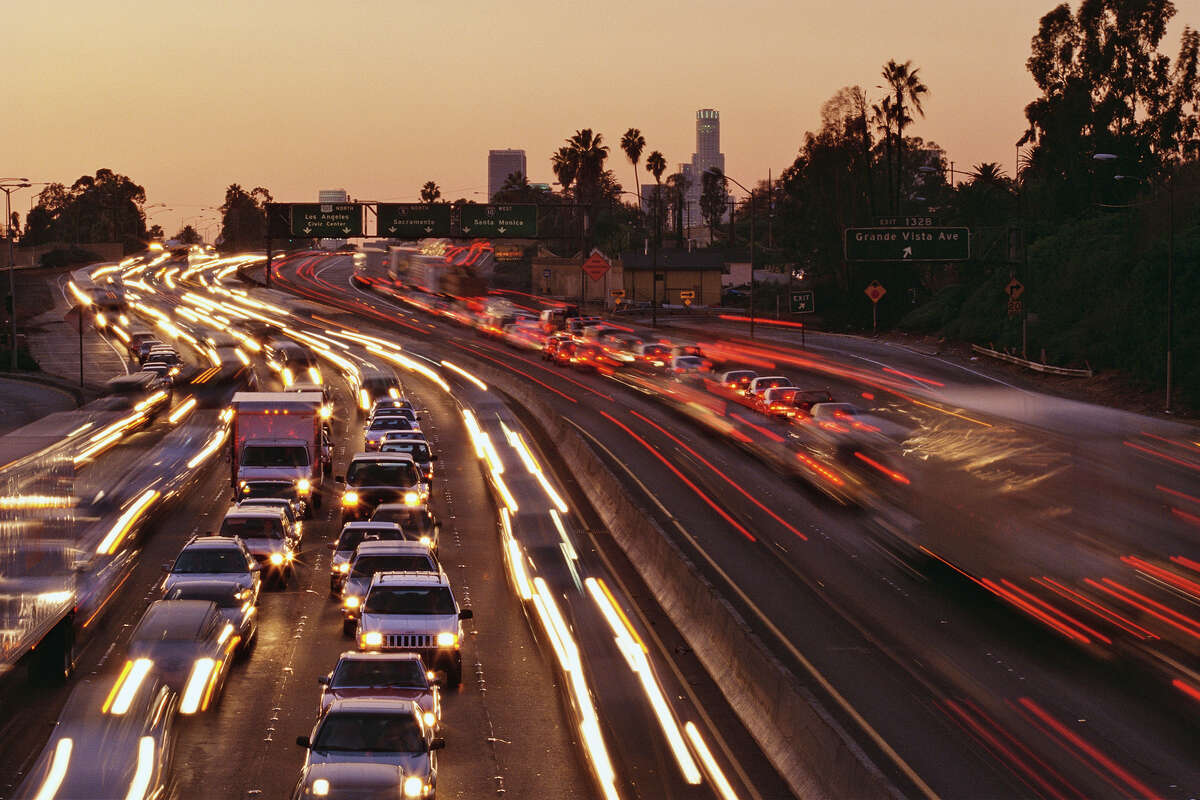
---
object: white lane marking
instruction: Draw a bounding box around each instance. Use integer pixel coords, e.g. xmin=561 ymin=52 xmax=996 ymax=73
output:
xmin=565 ymin=417 xmax=939 ymax=800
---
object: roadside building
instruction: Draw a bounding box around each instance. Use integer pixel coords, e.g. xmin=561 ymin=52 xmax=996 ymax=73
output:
xmin=620 ymin=248 xmax=724 ymax=307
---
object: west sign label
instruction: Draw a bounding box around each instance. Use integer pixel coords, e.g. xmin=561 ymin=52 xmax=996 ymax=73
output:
xmin=458 ymin=204 xmax=537 ymax=237
xmin=844 ymin=227 xmax=970 ymax=262
xmin=290 ymin=204 xmax=364 ymax=238
xmin=377 ymin=204 xmax=451 ymax=238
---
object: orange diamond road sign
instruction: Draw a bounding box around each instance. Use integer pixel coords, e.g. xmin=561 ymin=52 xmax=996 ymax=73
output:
xmin=581 ymin=249 xmax=611 ymax=281
xmin=1005 ymin=278 xmax=1024 ymax=299
xmin=865 ymin=280 xmax=886 ymax=303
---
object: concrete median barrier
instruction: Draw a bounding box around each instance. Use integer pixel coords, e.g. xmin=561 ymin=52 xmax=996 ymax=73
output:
xmin=469 ymin=359 xmax=897 ymax=799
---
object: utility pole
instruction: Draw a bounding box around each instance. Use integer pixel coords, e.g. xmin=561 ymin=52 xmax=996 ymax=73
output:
xmin=651 ymin=192 xmax=659 ymax=328
xmin=749 ymin=195 xmax=756 ymax=339
xmin=2 ymin=180 xmax=32 ymax=370
xmin=1166 ymin=177 xmax=1174 ymax=414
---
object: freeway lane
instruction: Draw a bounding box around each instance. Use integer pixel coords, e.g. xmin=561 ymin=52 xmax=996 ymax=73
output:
xmin=125 ymin=253 xmax=777 ymax=799
xmin=278 ymin=252 xmax=1200 ymax=798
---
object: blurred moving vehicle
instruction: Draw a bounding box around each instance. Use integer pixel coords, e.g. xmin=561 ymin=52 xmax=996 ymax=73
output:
xmin=746 ymin=375 xmax=791 ymax=403
xmin=13 ymin=674 xmax=175 ymax=800
xmin=670 ymin=355 xmax=708 ymax=376
xmin=541 ymin=333 xmax=573 ymax=362
xmin=358 ymin=369 xmax=404 ymax=412
xmin=295 ymin=698 xmax=443 ymax=799
xmin=356 ymin=570 xmax=472 ymax=686
xmin=718 ymin=369 xmax=757 ymax=395
xmin=319 ymin=651 xmax=441 ymax=731
xmin=126 ymin=599 xmax=239 ymax=714
xmin=163 ymin=580 xmax=258 ymax=656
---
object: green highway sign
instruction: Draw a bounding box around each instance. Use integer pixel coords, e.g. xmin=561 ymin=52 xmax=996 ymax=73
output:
xmin=458 ymin=204 xmax=537 ymax=237
xmin=290 ymin=203 xmax=364 ymax=238
xmin=844 ymin=227 xmax=969 ymax=262
xmin=790 ymin=290 xmax=815 ymax=314
xmin=378 ymin=203 xmax=451 ymax=238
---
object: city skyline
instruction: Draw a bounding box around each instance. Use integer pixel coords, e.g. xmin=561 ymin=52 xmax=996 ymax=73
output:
xmin=4 ymin=0 xmax=1193 ymax=237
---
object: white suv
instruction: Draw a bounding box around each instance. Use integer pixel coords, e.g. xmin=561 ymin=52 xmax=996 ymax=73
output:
xmin=356 ymin=571 xmax=472 ymax=687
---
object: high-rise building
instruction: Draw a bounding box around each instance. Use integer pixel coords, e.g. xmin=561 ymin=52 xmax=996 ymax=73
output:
xmin=685 ymin=109 xmax=726 ymax=225
xmin=488 ymin=149 xmax=527 ymax=201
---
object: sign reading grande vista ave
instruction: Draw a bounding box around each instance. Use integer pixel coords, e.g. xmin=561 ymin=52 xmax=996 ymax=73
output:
xmin=844 ymin=226 xmax=970 ymax=262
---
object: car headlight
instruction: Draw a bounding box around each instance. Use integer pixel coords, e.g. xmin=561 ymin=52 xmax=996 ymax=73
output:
xmin=269 ymin=553 xmax=284 ymax=566
xmin=403 ymin=491 xmax=419 ymax=506
xmin=403 ymin=776 xmax=424 ymax=798
xmin=436 ymin=632 xmax=458 ymax=648
xmin=342 ymin=491 xmax=359 ymax=506
xmin=296 ymin=478 xmax=311 ymax=493
xmin=336 ymin=562 xmax=350 ymax=573
xmin=359 ymin=389 xmax=370 ymax=410
xmin=418 ymin=536 xmax=431 ymax=546
xmin=361 ymin=631 xmax=382 ymax=647
xmin=423 ymin=711 xmax=436 ymax=728
xmin=319 ymin=404 xmax=332 ymax=419
xmin=344 ymin=595 xmax=361 ymax=609
xmin=308 ymin=367 xmax=322 ymax=384
xmin=282 ymin=368 xmax=293 ymax=386
xmin=312 ymin=778 xmax=330 ymax=796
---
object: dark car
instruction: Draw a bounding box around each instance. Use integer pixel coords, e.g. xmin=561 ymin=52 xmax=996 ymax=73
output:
xmin=370 ymin=503 xmax=441 ymax=552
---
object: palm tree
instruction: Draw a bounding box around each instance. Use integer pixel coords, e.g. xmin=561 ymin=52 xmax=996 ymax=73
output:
xmin=566 ymin=129 xmax=610 ymax=207
xmin=970 ymin=162 xmax=1007 ymax=187
xmin=551 ymin=145 xmax=577 ymax=194
xmin=620 ymin=128 xmax=646 ymax=209
xmin=881 ymin=59 xmax=929 ymax=212
xmin=645 ymin=150 xmax=667 ymax=246
xmin=666 ymin=171 xmax=692 ymax=246
xmin=871 ymin=98 xmax=894 ymax=212
xmin=420 ymin=181 xmax=441 ymax=204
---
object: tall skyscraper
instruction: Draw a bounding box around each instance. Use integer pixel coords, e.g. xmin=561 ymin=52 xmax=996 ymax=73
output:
xmin=685 ymin=109 xmax=726 ymax=226
xmin=488 ymin=149 xmax=527 ymax=201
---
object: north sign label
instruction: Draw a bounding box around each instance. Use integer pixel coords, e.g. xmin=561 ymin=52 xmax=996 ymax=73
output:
xmin=290 ymin=203 xmax=364 ymax=238
xmin=844 ymin=227 xmax=970 ymax=262
xmin=459 ymin=204 xmax=537 ymax=237
xmin=377 ymin=204 xmax=451 ymax=238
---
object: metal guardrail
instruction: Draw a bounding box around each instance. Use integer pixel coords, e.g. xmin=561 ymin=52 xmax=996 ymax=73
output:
xmin=971 ymin=344 xmax=1094 ymax=378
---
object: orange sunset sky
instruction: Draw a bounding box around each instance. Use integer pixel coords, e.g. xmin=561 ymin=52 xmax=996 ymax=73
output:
xmin=6 ymin=0 xmax=1193 ymax=237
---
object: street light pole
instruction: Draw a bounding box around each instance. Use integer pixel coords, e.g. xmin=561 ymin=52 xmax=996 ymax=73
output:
xmin=2 ymin=180 xmax=32 ymax=370
xmin=712 ymin=170 xmax=757 ymax=338
xmin=1166 ymin=178 xmax=1174 ymax=414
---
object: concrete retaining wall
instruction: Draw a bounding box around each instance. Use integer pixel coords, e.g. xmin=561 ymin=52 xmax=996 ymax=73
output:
xmin=471 ymin=357 xmax=896 ymax=799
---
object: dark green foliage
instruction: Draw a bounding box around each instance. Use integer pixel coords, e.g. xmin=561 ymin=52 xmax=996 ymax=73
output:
xmin=23 ymin=170 xmax=149 ymax=254
xmin=38 ymin=247 xmax=103 ymax=268
xmin=218 ymin=185 xmax=272 ymax=253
